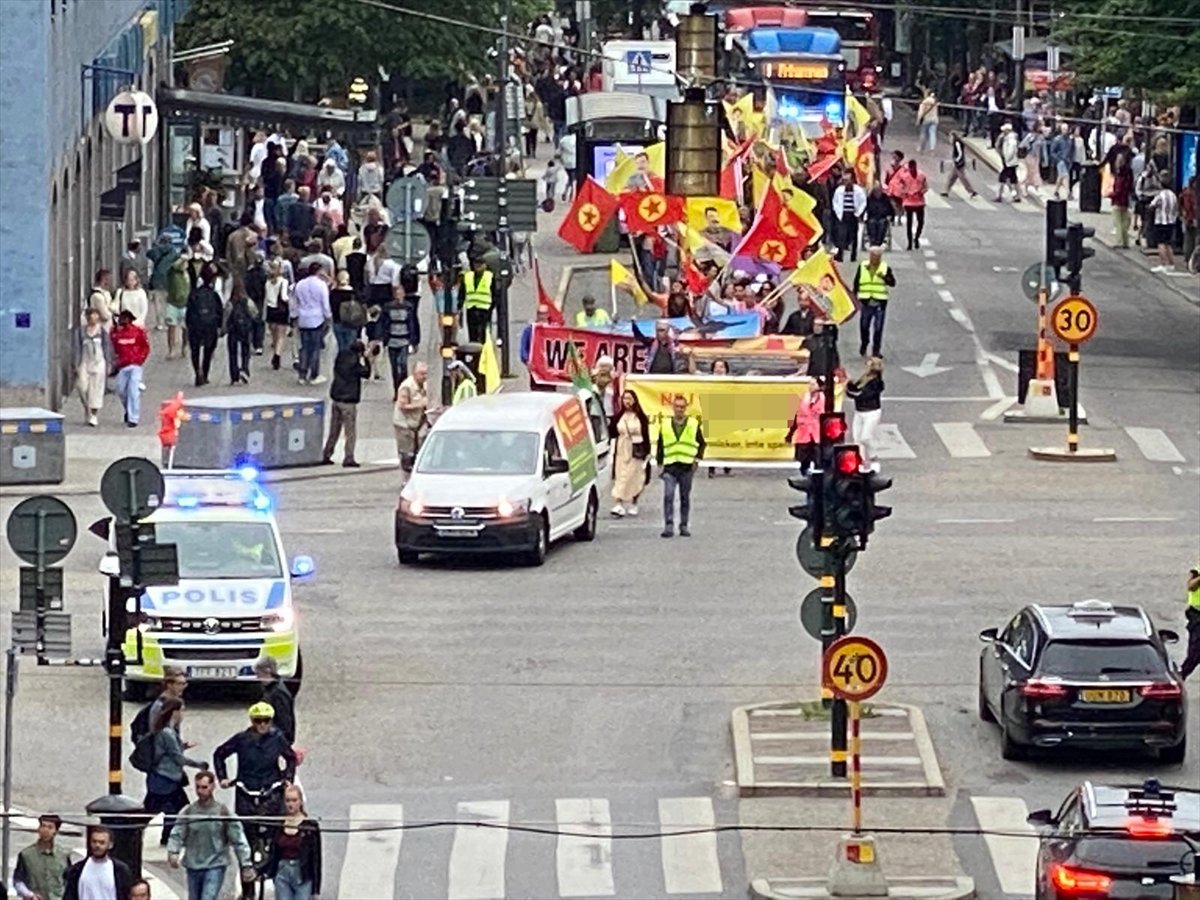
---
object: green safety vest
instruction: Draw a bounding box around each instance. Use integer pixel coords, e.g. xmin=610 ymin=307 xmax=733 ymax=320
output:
xmin=857 ymin=261 xmax=890 ymax=302
xmin=1189 ymin=576 xmax=1200 ymax=610
xmin=463 ymin=270 xmax=494 ymax=310
xmin=453 ymin=378 xmax=478 ymax=405
xmin=575 ymin=308 xmax=611 ymax=328
xmin=661 ymin=416 xmax=700 ymax=466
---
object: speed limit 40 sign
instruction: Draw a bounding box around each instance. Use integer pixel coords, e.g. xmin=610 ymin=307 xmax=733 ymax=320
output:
xmin=823 ymin=635 xmax=888 ymax=701
xmin=1050 ymin=295 xmax=1099 ymax=344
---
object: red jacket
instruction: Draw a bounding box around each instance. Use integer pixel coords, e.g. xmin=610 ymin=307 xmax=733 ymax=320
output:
xmin=111 ymin=323 xmax=150 ymax=369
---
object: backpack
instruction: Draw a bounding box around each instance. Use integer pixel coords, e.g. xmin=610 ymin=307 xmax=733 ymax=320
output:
xmin=189 ymin=286 xmax=223 ymax=330
xmin=129 ymin=729 xmax=159 ymax=773
xmin=130 ymin=701 xmax=154 ymax=744
xmin=340 ymin=298 xmax=366 ymax=330
xmin=228 ymin=300 xmax=253 ymax=336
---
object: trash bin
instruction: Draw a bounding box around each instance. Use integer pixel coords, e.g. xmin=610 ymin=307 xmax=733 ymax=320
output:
xmin=86 ymin=794 xmax=150 ymax=881
xmin=1079 ymin=161 xmax=1102 ymax=213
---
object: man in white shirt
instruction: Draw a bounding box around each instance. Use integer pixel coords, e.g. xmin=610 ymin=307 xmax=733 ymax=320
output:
xmin=247 ymin=131 xmax=268 ymax=185
xmin=831 ymin=171 xmax=867 ymax=262
xmin=63 ymin=827 xmax=132 ymax=900
xmin=317 ymin=159 xmax=346 ymax=198
xmin=366 ymin=247 xmax=402 ymax=305
xmin=1149 ymin=172 xmax=1182 ymax=274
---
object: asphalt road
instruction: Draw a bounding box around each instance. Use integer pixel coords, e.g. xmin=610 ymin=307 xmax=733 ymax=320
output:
xmin=2 ymin=116 xmax=1198 ymax=899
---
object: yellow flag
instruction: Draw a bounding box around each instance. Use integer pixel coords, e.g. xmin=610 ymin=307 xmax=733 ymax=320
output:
xmin=685 ymin=197 xmax=741 ymax=233
xmin=611 ymin=259 xmax=648 ymax=305
xmin=604 ymin=142 xmax=666 ymax=194
xmin=479 ymin=330 xmax=501 ymax=393
xmin=787 ymin=249 xmax=857 ymax=324
xmin=845 ymin=90 xmax=871 ymax=140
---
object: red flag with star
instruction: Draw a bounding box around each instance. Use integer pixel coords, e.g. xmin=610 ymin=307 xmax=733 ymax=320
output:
xmin=557 ymin=176 xmax=619 ymax=253
xmin=619 ymin=191 xmax=685 ymax=234
xmin=730 ymin=188 xmax=802 ymax=268
xmin=534 ymin=260 xmax=564 ymax=325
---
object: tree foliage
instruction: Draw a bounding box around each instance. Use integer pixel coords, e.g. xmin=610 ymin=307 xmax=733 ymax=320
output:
xmin=1051 ymin=0 xmax=1200 ymax=104
xmin=176 ymin=0 xmax=549 ymax=101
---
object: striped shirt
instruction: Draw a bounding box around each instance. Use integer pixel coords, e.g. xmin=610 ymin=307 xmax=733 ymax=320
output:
xmin=1152 ymin=189 xmax=1179 ymax=226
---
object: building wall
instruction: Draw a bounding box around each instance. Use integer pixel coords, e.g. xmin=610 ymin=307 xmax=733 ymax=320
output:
xmin=0 ymin=0 xmax=184 ymax=407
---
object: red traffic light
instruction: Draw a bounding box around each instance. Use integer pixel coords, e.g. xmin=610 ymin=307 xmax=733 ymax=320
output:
xmin=835 ymin=447 xmax=862 ymax=474
xmin=821 ymin=413 xmax=847 ymax=443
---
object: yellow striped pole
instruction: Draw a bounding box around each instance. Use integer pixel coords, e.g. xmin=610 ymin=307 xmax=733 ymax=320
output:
xmin=850 ymin=700 xmax=862 ymax=833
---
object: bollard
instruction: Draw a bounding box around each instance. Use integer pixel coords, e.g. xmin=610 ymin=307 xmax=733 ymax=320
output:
xmin=86 ymin=794 xmax=149 ymax=880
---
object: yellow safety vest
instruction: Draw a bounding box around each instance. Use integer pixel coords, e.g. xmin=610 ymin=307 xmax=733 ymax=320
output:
xmin=463 ymin=270 xmax=494 ymax=310
xmin=857 ymin=261 xmax=890 ymax=302
xmin=661 ymin=416 xmax=700 ymax=466
xmin=1189 ymin=575 xmax=1200 ymax=610
xmin=453 ymin=378 xmax=477 ymax=405
xmin=575 ymin=308 xmax=612 ymax=328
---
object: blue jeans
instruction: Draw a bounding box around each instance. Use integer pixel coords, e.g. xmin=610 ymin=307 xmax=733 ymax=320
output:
xmin=661 ymin=465 xmax=694 ymax=528
xmin=273 ymin=859 xmax=313 ymax=900
xmin=333 ymin=323 xmax=358 ymax=352
xmin=859 ymin=302 xmax=887 ymax=356
xmin=388 ymin=345 xmax=410 ymax=390
xmin=186 ymin=865 xmax=226 ymax=900
xmin=115 ymin=365 xmax=142 ymax=424
xmin=921 ymin=121 xmax=938 ymax=151
xmin=298 ymin=327 xmax=324 ymax=381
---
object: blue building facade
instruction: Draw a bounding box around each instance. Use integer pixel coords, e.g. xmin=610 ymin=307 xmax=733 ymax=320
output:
xmin=0 ymin=0 xmax=189 ymax=406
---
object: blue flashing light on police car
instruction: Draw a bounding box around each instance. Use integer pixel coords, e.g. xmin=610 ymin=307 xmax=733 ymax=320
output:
xmin=825 ymin=99 xmax=844 ymax=120
xmin=238 ymin=465 xmax=259 ymax=482
xmin=162 ymin=469 xmax=273 ymax=512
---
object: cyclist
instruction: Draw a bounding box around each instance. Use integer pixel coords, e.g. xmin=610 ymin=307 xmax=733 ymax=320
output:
xmin=213 ymin=702 xmax=297 ymax=817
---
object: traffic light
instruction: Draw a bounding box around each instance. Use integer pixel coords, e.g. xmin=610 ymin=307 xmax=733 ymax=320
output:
xmin=825 ymin=445 xmax=867 ymax=540
xmin=1046 ymin=199 xmax=1068 ymax=274
xmin=862 ymin=471 xmax=893 ymax=546
xmin=347 ymin=76 xmax=369 ymax=107
xmin=788 ymin=469 xmax=824 ymax=541
xmin=1063 ymin=222 xmax=1095 ymax=291
xmin=819 ymin=412 xmax=847 ymax=468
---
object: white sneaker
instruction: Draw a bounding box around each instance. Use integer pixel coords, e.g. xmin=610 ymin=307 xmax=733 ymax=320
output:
xmin=309 ymin=375 xmax=328 ymax=385
xmin=298 ymin=376 xmax=309 ymax=385
xmin=139 ymin=383 xmax=146 ymax=392
xmin=610 ymin=504 xmax=626 ymax=517
xmin=1150 ymin=265 xmax=1168 ymax=273
xmin=627 ymin=503 xmax=639 ymax=517
xmin=87 ymin=415 xmax=98 ymax=427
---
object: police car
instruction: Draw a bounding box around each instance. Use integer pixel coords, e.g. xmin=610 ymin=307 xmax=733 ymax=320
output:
xmin=1027 ymin=779 xmax=1199 ymax=899
xmin=98 ymin=469 xmax=313 ymax=698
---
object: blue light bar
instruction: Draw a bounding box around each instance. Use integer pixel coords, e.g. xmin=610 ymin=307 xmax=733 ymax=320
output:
xmin=162 ymin=471 xmax=273 ymax=511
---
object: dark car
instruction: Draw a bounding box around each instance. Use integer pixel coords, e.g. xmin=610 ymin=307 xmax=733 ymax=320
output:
xmin=977 ymin=599 xmax=1187 ymax=761
xmin=1027 ymin=779 xmax=1199 ymax=899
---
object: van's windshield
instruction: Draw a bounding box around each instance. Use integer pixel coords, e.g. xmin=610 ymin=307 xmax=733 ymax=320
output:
xmin=416 ymin=431 xmax=541 ymax=475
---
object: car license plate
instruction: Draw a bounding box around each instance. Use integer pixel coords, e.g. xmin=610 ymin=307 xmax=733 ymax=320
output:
xmin=1080 ymin=689 xmax=1130 ymax=703
xmin=188 ymin=666 xmax=237 ymax=679
xmin=435 ymin=524 xmax=481 ymax=537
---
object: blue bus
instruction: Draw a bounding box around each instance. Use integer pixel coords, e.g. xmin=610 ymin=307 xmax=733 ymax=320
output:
xmin=725 ymin=26 xmax=847 ymax=130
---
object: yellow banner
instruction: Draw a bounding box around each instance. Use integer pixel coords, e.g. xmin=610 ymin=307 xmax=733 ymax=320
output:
xmin=628 ymin=374 xmax=818 ymax=464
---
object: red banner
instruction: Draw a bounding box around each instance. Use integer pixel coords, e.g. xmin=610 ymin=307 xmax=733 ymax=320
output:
xmin=527 ymin=324 xmax=807 ymax=385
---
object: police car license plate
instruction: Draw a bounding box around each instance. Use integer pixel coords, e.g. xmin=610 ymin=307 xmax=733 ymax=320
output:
xmin=1080 ymin=689 xmax=1130 ymax=703
xmin=188 ymin=666 xmax=238 ymax=679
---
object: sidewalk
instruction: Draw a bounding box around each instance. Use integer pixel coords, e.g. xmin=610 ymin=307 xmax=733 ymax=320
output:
xmin=961 ymin=136 xmax=1200 ymax=305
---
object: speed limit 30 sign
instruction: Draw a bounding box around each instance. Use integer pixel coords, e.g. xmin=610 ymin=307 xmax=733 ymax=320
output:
xmin=823 ymin=635 xmax=889 ymax=701
xmin=1050 ymin=295 xmax=1099 ymax=344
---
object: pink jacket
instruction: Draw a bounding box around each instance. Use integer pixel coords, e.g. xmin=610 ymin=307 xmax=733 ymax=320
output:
xmin=790 ymin=389 xmax=824 ymax=445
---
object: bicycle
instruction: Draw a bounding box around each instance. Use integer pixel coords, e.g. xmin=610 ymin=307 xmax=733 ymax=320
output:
xmin=233 ymin=779 xmax=287 ymax=900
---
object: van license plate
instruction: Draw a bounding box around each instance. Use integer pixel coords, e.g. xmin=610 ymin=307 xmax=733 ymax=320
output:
xmin=188 ymin=666 xmax=238 ymax=679
xmin=1080 ymin=689 xmax=1130 ymax=703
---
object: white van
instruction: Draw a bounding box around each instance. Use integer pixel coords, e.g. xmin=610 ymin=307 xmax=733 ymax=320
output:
xmin=395 ymin=391 xmax=607 ymax=566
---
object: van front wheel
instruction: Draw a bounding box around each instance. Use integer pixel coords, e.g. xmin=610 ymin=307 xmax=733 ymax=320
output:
xmin=574 ymin=491 xmax=598 ymax=542
xmin=525 ymin=516 xmax=549 ymax=567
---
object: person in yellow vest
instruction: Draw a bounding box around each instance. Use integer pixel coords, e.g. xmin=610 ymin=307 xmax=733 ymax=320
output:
xmin=449 ymin=360 xmax=478 ymax=405
xmin=854 ymin=246 xmax=897 ymax=358
xmin=655 ymin=394 xmax=705 ymax=538
xmin=574 ymin=294 xmax=611 ymax=328
xmin=458 ymin=256 xmax=497 ymax=344
xmin=1181 ymin=564 xmax=1200 ymax=678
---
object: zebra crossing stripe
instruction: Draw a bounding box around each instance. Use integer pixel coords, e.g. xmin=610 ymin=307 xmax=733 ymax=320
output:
xmin=448 ymin=800 xmax=510 ymax=900
xmin=338 ymin=804 xmax=405 ymax=899
xmin=925 ymin=191 xmax=951 ymax=210
xmin=556 ymin=798 xmax=615 ymax=897
xmin=952 ymin=183 xmax=995 ymax=212
xmin=1123 ymin=427 xmax=1185 ymax=462
xmin=934 ymin=422 xmax=991 ymax=458
xmin=872 ymin=423 xmax=917 ymax=459
xmin=658 ymin=797 xmax=722 ymax=894
xmin=970 ymin=796 xmax=1038 ymax=897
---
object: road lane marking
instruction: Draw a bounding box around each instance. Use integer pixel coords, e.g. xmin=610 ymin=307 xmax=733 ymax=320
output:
xmin=1123 ymin=427 xmax=1186 ymax=462
xmin=953 ymin=183 xmax=995 ymax=211
xmin=924 ymin=191 xmax=951 ymax=210
xmin=658 ymin=797 xmax=722 ymax=894
xmin=753 ymin=755 xmax=923 ymax=766
xmin=922 ymin=248 xmax=936 ymax=258
xmin=448 ymin=800 xmax=510 ymax=899
xmin=1011 ymin=199 xmax=1040 ymax=213
xmin=937 ymin=518 xmax=1015 ymax=524
xmin=338 ymin=804 xmax=404 ymax=899
xmin=934 ymin=422 xmax=992 ymax=458
xmin=983 ymin=352 xmax=1019 ymax=372
xmin=980 ymin=397 xmax=1016 ymax=420
xmin=751 ymin=731 xmax=915 ymax=741
xmin=873 ymin=423 xmax=916 ymax=459
xmin=930 ymin=273 xmax=946 ymax=284
xmin=1093 ymin=516 xmax=1179 ymax=523
xmin=949 ymin=307 xmax=973 ymax=330
xmin=937 ymin=289 xmax=956 ymax=303
xmin=556 ymin=798 xmax=615 ymax=897
xmin=970 ymin=796 xmax=1038 ymax=897
xmin=925 ymin=260 xmax=940 ymax=271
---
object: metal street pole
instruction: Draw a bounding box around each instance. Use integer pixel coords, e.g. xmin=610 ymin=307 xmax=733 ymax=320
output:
xmin=495 ymin=0 xmax=512 ymax=162
xmin=2 ymin=647 xmax=17 ymax=887
xmin=830 ymin=546 xmax=849 ymax=778
xmin=1067 ymin=343 xmax=1080 ymax=453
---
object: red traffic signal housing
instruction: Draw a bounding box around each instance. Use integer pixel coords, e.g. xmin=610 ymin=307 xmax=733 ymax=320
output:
xmin=821 ymin=412 xmax=847 ymax=445
xmin=834 ymin=446 xmax=862 ymax=474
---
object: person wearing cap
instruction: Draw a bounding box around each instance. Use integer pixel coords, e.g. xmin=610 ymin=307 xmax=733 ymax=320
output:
xmin=13 ymin=814 xmax=71 ymax=900
xmin=1180 ymin=565 xmax=1200 ymax=679
xmin=213 ymin=703 xmax=297 ymax=817
xmin=458 ymin=256 xmax=497 ymax=344
xmin=995 ymin=122 xmax=1021 ymax=203
xmin=574 ymin=294 xmax=611 ymax=328
xmin=111 ymin=309 xmax=150 ymax=427
xmin=449 ymin=360 xmax=478 ymax=405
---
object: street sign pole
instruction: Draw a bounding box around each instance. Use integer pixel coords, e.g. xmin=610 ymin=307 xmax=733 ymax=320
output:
xmin=849 ymin=699 xmax=862 ymax=833
xmin=830 ymin=543 xmax=849 ymax=778
xmin=1 ymin=646 xmax=16 ymax=888
xmin=496 ymin=179 xmax=513 ymax=378
xmin=1068 ymin=342 xmax=1080 ymax=454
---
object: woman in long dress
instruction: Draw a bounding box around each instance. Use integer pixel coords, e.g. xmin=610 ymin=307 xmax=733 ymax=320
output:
xmin=75 ymin=307 xmax=112 ymax=426
xmin=609 ymin=389 xmax=651 ymax=518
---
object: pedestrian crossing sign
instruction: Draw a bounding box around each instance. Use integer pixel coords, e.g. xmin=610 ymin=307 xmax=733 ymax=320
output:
xmin=626 ymin=51 xmax=653 ymax=74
